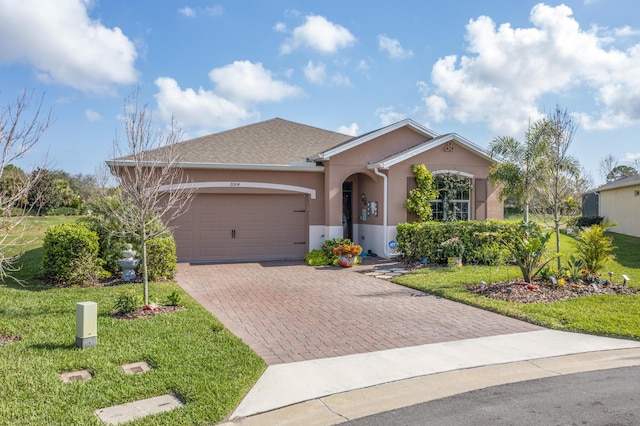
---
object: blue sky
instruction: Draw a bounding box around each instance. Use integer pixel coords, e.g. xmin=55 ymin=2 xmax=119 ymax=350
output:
xmin=1 ymin=0 xmax=639 ymax=185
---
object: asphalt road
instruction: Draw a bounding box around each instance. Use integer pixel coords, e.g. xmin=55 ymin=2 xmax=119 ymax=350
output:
xmin=345 ymin=366 xmax=640 ymax=426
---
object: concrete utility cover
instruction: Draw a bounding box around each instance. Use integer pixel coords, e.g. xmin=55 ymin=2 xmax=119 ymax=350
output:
xmin=121 ymin=361 xmax=151 ymax=375
xmin=59 ymin=370 xmax=92 ymax=383
xmin=95 ymin=394 xmax=184 ymax=425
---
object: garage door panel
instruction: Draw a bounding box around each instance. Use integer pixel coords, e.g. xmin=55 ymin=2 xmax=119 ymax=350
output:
xmin=173 ymin=193 xmax=307 ymax=262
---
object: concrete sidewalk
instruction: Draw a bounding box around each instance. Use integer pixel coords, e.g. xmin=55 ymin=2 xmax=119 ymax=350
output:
xmin=221 ymin=330 xmax=640 ymax=425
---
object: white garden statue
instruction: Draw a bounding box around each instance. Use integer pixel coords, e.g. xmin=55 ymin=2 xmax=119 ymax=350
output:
xmin=117 ymin=243 xmax=140 ymax=281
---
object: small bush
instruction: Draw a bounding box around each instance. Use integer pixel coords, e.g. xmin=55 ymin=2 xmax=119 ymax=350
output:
xmin=42 ymin=223 xmax=108 ymax=285
xmin=166 ymin=291 xmax=183 ymax=307
xmin=113 ymin=289 xmax=141 ymax=314
xmin=573 ymin=216 xmax=604 ymax=227
xmin=304 ymin=249 xmax=332 ymax=266
xmin=574 ymin=225 xmax=616 ymax=273
xmin=322 ymin=238 xmax=353 ymax=259
xmin=146 ymin=237 xmax=177 ymax=281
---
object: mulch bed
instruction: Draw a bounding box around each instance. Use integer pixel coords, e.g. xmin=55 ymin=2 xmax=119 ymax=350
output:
xmin=110 ymin=305 xmax=185 ymax=320
xmin=467 ymin=280 xmax=637 ymax=303
xmin=0 ymin=333 xmax=22 ymax=345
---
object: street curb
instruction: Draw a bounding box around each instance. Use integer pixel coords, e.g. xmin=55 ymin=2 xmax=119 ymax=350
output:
xmin=219 ymin=347 xmax=640 ymax=425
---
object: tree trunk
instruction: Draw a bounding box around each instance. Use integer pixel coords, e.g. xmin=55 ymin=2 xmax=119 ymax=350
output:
xmin=142 ymin=238 xmax=149 ymax=306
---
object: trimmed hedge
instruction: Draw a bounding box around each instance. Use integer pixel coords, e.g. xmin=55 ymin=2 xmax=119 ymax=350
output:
xmin=396 ymin=220 xmax=519 ymax=265
xmin=146 ymin=237 xmax=177 ymax=280
xmin=572 ymin=216 xmax=604 ymax=227
xmin=42 ymin=223 xmax=108 ymax=285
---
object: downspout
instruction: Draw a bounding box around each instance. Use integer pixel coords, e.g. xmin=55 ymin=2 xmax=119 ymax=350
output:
xmin=373 ymin=167 xmax=398 ymax=258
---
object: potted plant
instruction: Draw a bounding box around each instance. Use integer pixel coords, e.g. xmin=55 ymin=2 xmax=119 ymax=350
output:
xmin=332 ymin=243 xmax=363 ymax=267
xmin=440 ymin=237 xmax=464 ymax=266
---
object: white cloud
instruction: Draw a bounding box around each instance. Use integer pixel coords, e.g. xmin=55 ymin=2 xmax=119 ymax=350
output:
xmin=337 ymin=122 xmax=359 ymax=136
xmin=378 ymin=35 xmax=413 ymax=60
xmin=155 ymin=61 xmax=302 ymax=132
xmin=0 ymin=0 xmax=138 ymax=93
xmin=85 ymin=109 xmax=102 ymax=122
xmin=178 ymin=5 xmax=223 ymax=18
xmin=273 ymin=22 xmax=287 ymax=33
xmin=356 ymin=59 xmax=370 ymax=71
xmin=280 ymin=15 xmax=356 ymax=54
xmin=208 ymin=61 xmax=302 ymax=104
xmin=178 ymin=7 xmax=196 ymax=17
xmin=421 ymin=3 xmax=640 ymax=135
xmin=375 ymin=106 xmax=406 ymax=126
xmin=303 ymin=60 xmax=351 ymax=86
xmin=623 ymin=152 xmax=640 ymax=162
xmin=155 ymin=77 xmax=254 ymax=130
xmin=304 ymin=60 xmax=326 ymax=84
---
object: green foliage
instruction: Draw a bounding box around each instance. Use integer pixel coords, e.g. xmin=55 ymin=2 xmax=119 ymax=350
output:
xmin=405 ymin=164 xmax=437 ymax=221
xmin=81 ymin=196 xmax=130 ymax=274
xmin=146 ymin=236 xmax=178 ymax=280
xmin=574 ymin=225 xmax=616 ymax=274
xmin=433 ymin=173 xmax=473 ymax=221
xmin=27 ymin=169 xmax=83 ymax=215
xmin=304 ymin=249 xmax=332 ymax=266
xmin=565 ymin=254 xmax=584 ymax=282
xmin=41 ymin=223 xmax=108 ymax=285
xmin=396 ymin=220 xmax=517 ymax=265
xmin=573 ymin=216 xmax=604 ymax=227
xmin=113 ymin=289 xmax=141 ymax=314
xmin=166 ymin=290 xmax=183 ymax=307
xmin=322 ymin=238 xmax=353 ymax=259
xmin=495 ymin=221 xmax=558 ymax=282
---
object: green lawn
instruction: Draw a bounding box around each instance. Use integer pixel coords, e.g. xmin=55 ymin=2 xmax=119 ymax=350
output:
xmin=0 ymin=216 xmax=266 ymax=425
xmin=395 ymin=231 xmax=640 ymax=340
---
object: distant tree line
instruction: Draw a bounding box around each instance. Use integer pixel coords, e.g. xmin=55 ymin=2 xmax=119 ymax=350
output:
xmin=0 ymin=165 xmax=99 ymax=216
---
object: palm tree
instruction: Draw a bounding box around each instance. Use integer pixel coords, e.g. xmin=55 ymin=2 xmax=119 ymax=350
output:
xmin=488 ymin=119 xmax=549 ymax=223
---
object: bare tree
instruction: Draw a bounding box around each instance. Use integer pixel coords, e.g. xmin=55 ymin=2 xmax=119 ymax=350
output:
xmin=105 ymin=90 xmax=195 ymax=305
xmin=532 ymin=105 xmax=580 ymax=270
xmin=599 ymin=154 xmax=618 ymax=185
xmin=0 ymin=90 xmax=51 ymax=282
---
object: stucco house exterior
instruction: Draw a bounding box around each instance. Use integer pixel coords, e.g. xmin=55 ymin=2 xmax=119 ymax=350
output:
xmin=595 ymin=174 xmax=640 ymax=237
xmin=109 ymin=117 xmax=503 ymax=263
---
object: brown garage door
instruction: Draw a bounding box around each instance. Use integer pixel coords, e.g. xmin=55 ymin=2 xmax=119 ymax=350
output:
xmin=172 ymin=194 xmax=308 ymax=262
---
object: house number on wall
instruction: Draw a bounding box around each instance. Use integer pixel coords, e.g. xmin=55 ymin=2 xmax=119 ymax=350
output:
xmin=229 ymin=182 xmax=241 ymax=187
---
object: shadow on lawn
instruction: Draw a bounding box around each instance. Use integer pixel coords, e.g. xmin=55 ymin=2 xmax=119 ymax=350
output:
xmin=0 ymin=247 xmax=52 ymax=292
xmin=609 ymin=232 xmax=640 ymax=270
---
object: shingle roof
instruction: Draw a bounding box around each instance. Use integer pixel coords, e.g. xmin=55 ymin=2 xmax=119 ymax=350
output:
xmin=595 ymin=174 xmax=640 ymax=192
xmin=113 ymin=118 xmax=353 ymax=167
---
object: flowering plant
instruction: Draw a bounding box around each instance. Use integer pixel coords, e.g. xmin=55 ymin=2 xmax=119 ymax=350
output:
xmin=440 ymin=237 xmax=465 ymax=257
xmin=332 ymin=243 xmax=363 ymax=257
xmin=580 ymin=269 xmax=600 ymax=284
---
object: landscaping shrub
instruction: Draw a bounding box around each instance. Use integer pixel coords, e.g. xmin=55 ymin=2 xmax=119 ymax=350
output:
xmin=42 ymin=223 xmax=108 ymax=285
xmin=146 ymin=236 xmax=177 ymax=280
xmin=166 ymin=290 xmax=183 ymax=307
xmin=113 ymin=289 xmax=141 ymax=314
xmin=322 ymin=238 xmax=353 ymax=261
xmin=80 ymin=206 xmax=124 ymax=275
xmin=304 ymin=249 xmax=332 ymax=266
xmin=396 ymin=220 xmax=518 ymax=265
xmin=494 ymin=221 xmax=558 ymax=282
xmin=574 ymin=224 xmax=616 ymax=274
xmin=573 ymin=216 xmax=604 ymax=227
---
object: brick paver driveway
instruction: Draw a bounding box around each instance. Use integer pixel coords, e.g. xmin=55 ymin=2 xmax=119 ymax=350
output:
xmin=177 ymin=261 xmax=541 ymax=365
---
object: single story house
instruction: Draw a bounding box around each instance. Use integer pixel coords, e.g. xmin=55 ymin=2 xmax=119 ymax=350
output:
xmin=109 ymin=118 xmax=503 ymax=263
xmin=594 ymin=174 xmax=640 ymax=237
